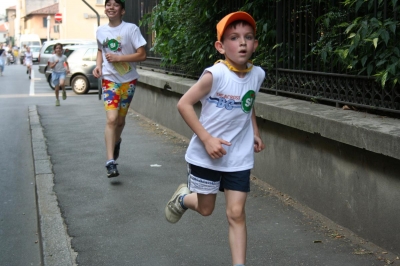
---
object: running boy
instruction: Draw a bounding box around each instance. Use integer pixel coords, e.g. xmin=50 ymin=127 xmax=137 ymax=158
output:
xmin=48 ymin=43 xmax=69 ymax=106
xmin=92 ymin=0 xmax=147 ymax=178
xmin=165 ymin=12 xmax=265 ymax=266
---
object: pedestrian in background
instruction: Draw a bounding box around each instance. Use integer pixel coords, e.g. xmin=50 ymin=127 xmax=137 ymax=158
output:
xmin=165 ymin=11 xmax=265 ymax=266
xmin=24 ymin=46 xmax=33 ymax=79
xmin=12 ymin=46 xmax=19 ymax=62
xmin=0 ymin=47 xmax=5 ymax=76
xmin=92 ymin=0 xmax=147 ymax=178
xmin=48 ymin=43 xmax=69 ymax=106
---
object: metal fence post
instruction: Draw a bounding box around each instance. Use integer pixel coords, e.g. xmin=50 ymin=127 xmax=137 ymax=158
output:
xmin=81 ymin=0 xmax=102 ymax=100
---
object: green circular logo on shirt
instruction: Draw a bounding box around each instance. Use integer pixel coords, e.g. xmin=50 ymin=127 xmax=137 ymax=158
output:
xmin=242 ymin=90 xmax=256 ymax=113
xmin=107 ymin=39 xmax=119 ymax=51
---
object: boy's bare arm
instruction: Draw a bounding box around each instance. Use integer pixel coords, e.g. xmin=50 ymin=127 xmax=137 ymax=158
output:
xmin=251 ymin=108 xmax=265 ymax=152
xmin=93 ymin=49 xmax=103 ymax=78
xmin=49 ymin=60 xmax=57 ymax=68
xmin=177 ymin=72 xmax=231 ymax=159
xmin=65 ymin=61 xmax=70 ymax=73
xmin=104 ymin=46 xmax=146 ymax=63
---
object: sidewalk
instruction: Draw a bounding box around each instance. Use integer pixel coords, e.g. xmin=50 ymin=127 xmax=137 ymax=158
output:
xmin=30 ymin=96 xmax=399 ymax=266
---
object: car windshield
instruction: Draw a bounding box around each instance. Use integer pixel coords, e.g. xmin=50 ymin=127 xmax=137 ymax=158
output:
xmin=22 ymin=41 xmax=40 ymax=47
xmin=63 ymin=48 xmax=76 ymax=58
xmin=30 ymin=47 xmax=41 ymax=52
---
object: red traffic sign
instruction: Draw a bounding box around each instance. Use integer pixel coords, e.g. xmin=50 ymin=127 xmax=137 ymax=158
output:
xmin=55 ymin=13 xmax=62 ymax=23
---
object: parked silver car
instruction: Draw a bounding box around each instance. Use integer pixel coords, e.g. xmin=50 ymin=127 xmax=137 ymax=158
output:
xmin=45 ymin=44 xmax=99 ymax=94
xmin=38 ymin=39 xmax=96 ymax=74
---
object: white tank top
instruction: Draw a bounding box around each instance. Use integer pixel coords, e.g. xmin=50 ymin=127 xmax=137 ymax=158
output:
xmin=185 ymin=62 xmax=265 ymax=171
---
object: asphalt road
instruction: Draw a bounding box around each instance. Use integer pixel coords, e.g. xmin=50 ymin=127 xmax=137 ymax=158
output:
xmin=0 ymin=63 xmax=52 ymax=266
xmin=1 ymin=63 xmax=399 ymax=266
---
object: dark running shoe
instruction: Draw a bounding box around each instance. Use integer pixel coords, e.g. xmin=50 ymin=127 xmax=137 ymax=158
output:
xmin=106 ymin=162 xmax=119 ymax=178
xmin=114 ymin=138 xmax=122 ymax=161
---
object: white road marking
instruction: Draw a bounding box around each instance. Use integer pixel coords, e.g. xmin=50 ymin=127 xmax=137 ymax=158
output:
xmin=29 ymin=70 xmax=35 ymax=96
xmin=0 ymin=94 xmax=56 ymax=98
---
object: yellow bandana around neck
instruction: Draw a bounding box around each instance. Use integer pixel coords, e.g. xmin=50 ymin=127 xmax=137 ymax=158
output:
xmin=214 ymin=59 xmax=253 ymax=73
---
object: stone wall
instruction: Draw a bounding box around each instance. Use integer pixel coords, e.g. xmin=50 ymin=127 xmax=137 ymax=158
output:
xmin=132 ymin=68 xmax=400 ymax=255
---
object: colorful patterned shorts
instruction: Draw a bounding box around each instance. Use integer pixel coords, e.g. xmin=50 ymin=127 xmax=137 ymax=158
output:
xmin=102 ymin=79 xmax=137 ymax=116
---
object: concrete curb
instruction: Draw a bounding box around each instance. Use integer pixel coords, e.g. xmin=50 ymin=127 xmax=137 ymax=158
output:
xmin=137 ymin=68 xmax=400 ymax=160
xmin=28 ymin=105 xmax=77 ymax=266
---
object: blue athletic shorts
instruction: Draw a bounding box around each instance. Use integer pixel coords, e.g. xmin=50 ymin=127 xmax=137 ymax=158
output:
xmin=51 ymin=71 xmax=66 ymax=86
xmin=187 ymin=163 xmax=251 ymax=194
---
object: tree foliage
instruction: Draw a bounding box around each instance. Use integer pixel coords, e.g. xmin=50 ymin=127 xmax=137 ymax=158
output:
xmin=141 ymin=0 xmax=276 ymax=75
xmin=311 ymin=0 xmax=400 ymax=88
xmin=141 ymin=0 xmax=223 ymax=75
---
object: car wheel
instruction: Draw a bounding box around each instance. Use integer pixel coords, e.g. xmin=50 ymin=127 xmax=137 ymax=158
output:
xmin=71 ymin=75 xmax=89 ymax=94
xmin=47 ymin=74 xmax=55 ymax=90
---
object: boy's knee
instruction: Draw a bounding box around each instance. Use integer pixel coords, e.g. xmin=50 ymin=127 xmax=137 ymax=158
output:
xmin=197 ymin=206 xmax=214 ymax=216
xmin=106 ymin=117 xmax=118 ymax=127
xmin=226 ymin=206 xmax=245 ymax=222
xmin=117 ymin=120 xmax=125 ymax=128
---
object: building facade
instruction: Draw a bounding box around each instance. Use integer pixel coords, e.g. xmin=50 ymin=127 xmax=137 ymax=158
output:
xmin=24 ymin=3 xmax=60 ymax=43
xmin=14 ymin=0 xmax=110 ymax=45
xmin=57 ymin=0 xmax=108 ymax=40
xmin=5 ymin=6 xmax=16 ymax=46
xmin=0 ymin=23 xmax=7 ymax=43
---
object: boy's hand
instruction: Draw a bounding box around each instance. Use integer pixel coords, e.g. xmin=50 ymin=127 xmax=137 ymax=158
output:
xmin=92 ymin=66 xmax=102 ymax=78
xmin=204 ymin=136 xmax=231 ymax=159
xmin=254 ymin=135 xmax=265 ymax=153
xmin=105 ymin=53 xmax=118 ymax=63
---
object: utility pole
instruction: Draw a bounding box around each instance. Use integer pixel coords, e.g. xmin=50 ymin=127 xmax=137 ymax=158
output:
xmin=47 ymin=15 xmax=50 ymax=41
xmin=81 ymin=0 xmax=101 ymax=99
xmin=81 ymin=0 xmax=100 ymax=27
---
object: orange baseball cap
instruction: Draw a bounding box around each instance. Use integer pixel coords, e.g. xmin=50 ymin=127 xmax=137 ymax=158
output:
xmin=216 ymin=11 xmax=256 ymax=41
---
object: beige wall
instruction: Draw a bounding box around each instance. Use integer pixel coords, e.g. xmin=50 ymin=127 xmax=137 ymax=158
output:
xmin=6 ymin=10 xmax=16 ymax=43
xmin=58 ymin=0 xmax=108 ymax=40
xmin=19 ymin=0 xmax=25 ymax=37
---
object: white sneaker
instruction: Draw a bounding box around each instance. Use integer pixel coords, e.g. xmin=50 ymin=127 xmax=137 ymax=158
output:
xmin=55 ymin=99 xmax=60 ymax=106
xmin=165 ymin=183 xmax=190 ymax=223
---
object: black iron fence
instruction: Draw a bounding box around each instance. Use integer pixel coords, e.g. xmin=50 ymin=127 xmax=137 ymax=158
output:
xmin=271 ymin=0 xmax=400 ymax=113
xmin=125 ymin=0 xmax=400 ymax=115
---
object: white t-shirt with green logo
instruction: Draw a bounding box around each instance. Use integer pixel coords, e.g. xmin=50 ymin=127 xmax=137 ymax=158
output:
xmin=96 ymin=21 xmax=147 ymax=83
xmin=185 ymin=63 xmax=265 ymax=171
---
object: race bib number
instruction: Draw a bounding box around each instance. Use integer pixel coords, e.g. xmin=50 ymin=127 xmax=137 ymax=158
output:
xmin=112 ymin=62 xmax=132 ymax=76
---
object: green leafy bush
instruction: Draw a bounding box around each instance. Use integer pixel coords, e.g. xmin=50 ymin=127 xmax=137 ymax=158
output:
xmin=142 ymin=0 xmax=400 ymax=89
xmin=311 ymin=0 xmax=400 ymax=88
xmin=141 ymin=0 xmax=276 ymax=75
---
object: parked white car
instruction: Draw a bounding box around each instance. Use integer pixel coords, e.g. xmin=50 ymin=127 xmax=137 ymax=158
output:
xmin=45 ymin=44 xmax=99 ymax=95
xmin=38 ymin=39 xmax=96 ymax=74
xmin=30 ymin=45 xmax=41 ymax=63
xmin=19 ymin=34 xmax=41 ymax=64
